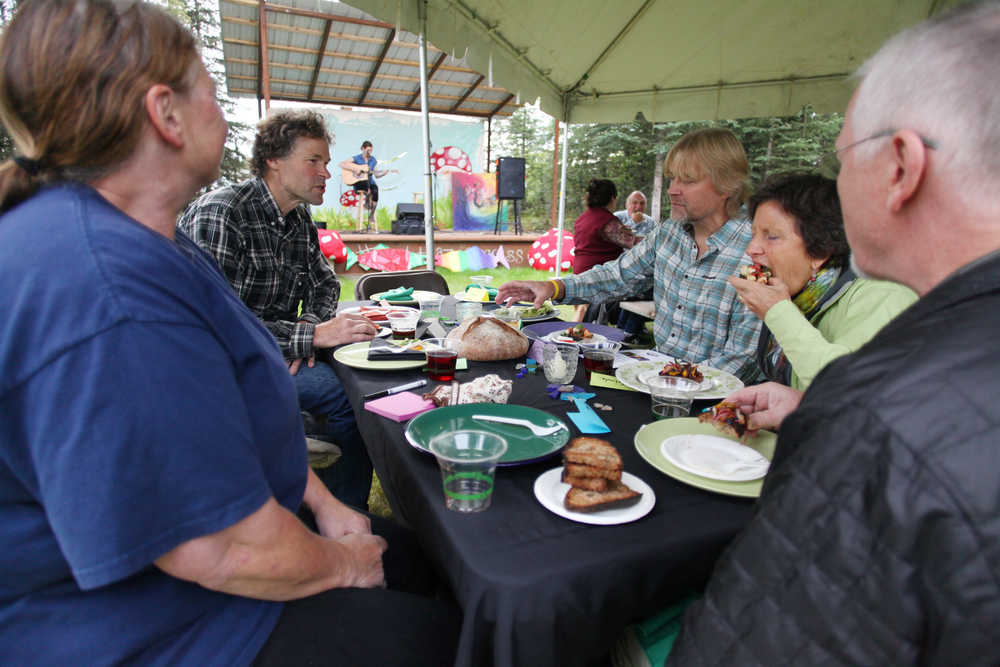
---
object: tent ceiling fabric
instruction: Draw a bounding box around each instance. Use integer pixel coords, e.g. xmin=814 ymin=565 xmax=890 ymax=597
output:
xmin=218 ymin=0 xmax=519 ymax=118
xmin=355 ymin=0 xmax=961 ymax=123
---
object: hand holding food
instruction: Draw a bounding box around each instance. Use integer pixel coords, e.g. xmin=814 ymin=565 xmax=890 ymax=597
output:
xmin=698 ymin=401 xmax=749 ymax=441
xmin=738 ymin=263 xmax=773 ymax=283
xmin=496 ymin=280 xmax=555 ymax=308
xmin=729 ymin=273 xmax=792 ymax=319
xmin=723 ymin=382 xmax=804 ymax=432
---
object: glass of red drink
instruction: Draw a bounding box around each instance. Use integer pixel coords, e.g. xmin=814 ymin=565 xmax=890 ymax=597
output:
xmin=387 ymin=311 xmax=419 ymax=340
xmin=581 ymin=341 xmax=622 ymax=382
xmin=423 ymin=338 xmax=460 ymax=382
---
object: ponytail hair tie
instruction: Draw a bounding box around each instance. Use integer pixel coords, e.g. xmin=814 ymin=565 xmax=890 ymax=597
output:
xmin=13 ymin=156 xmax=44 ymax=176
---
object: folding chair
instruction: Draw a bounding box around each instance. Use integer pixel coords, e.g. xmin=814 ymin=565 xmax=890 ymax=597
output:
xmin=354 ymin=269 xmax=450 ymax=300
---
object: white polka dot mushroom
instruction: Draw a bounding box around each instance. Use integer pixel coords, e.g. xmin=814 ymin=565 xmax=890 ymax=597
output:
xmin=528 ymin=228 xmax=575 ymax=272
xmin=430 ymin=145 xmax=474 ymax=173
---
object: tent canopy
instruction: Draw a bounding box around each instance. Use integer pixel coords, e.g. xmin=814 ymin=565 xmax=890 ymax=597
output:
xmin=357 ymin=0 xmax=961 ymax=123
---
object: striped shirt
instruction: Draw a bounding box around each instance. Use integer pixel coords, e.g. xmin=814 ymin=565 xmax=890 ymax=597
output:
xmin=562 ymin=216 xmax=763 ymax=382
xmin=177 ymin=177 xmax=339 ymax=360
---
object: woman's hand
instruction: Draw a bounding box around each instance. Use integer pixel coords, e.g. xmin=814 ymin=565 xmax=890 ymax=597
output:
xmin=729 ymin=275 xmax=792 ymax=319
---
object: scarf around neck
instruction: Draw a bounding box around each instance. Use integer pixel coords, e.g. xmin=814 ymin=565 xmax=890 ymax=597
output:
xmin=756 ymin=264 xmax=856 ymax=385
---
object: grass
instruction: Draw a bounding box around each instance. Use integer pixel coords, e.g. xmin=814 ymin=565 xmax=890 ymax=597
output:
xmin=337 ymin=266 xmax=555 ymax=301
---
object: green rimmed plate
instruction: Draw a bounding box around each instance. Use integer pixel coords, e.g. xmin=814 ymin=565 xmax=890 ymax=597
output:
xmin=333 ymin=341 xmax=427 ymax=370
xmin=405 ymin=404 xmax=570 ymax=467
xmin=633 ymin=417 xmax=776 ymax=498
xmin=368 ymin=289 xmax=444 ymax=306
xmin=615 ymin=361 xmax=743 ymax=400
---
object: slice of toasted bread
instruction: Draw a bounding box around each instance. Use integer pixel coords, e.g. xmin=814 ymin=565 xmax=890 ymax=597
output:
xmin=561 ymin=469 xmax=609 ymax=491
xmin=564 ymin=480 xmax=641 ymax=513
xmin=563 ymin=463 xmax=622 ymax=481
xmin=562 ymin=437 xmax=623 ymax=471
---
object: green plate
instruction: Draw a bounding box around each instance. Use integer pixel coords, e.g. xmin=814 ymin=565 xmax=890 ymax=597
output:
xmin=634 ymin=417 xmax=776 ymax=497
xmin=405 ymin=404 xmax=570 ymax=467
xmin=333 ymin=341 xmax=427 ymax=370
xmin=369 ymin=289 xmax=444 ymax=306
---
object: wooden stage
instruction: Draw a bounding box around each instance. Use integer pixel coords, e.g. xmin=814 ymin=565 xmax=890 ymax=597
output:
xmin=334 ymin=230 xmax=542 ymax=275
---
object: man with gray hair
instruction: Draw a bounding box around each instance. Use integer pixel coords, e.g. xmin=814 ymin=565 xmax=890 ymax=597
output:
xmin=613 ymin=190 xmax=656 ymax=237
xmin=180 ymin=110 xmax=377 ymax=510
xmin=667 ymin=3 xmax=1000 ymax=663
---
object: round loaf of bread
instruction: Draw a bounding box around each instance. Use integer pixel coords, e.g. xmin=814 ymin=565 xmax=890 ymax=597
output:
xmin=446 ymin=315 xmax=530 ymax=361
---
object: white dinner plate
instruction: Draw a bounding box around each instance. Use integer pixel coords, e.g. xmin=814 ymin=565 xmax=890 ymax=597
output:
xmin=541 ymin=330 xmax=609 ymax=346
xmin=660 ymin=434 xmax=770 ymax=482
xmin=533 ymin=468 xmax=656 ymax=525
xmin=637 ymin=369 xmax=714 ymax=392
xmin=615 ymin=360 xmax=743 ymax=400
xmin=338 ymin=305 xmax=421 ymax=322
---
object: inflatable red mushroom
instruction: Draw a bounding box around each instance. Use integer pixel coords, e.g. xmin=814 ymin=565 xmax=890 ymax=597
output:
xmin=339 ymin=190 xmax=360 ymax=208
xmin=430 ymin=145 xmax=473 ymax=173
xmin=528 ymin=228 xmax=575 ymax=273
xmin=317 ymin=229 xmax=348 ymax=263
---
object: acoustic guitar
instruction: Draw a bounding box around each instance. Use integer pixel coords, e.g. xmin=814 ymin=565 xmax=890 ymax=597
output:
xmin=341 ymin=164 xmax=370 ymax=186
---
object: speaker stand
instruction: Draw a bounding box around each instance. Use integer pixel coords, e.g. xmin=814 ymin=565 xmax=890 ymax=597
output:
xmin=494 ymin=198 xmax=523 ymax=235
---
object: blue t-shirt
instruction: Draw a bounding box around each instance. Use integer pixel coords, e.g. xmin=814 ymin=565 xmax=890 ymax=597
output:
xmin=353 ymin=153 xmax=377 ymax=184
xmin=0 ymin=184 xmax=308 ymax=664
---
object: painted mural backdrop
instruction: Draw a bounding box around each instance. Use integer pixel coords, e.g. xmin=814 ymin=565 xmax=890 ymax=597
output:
xmin=451 ymin=172 xmax=508 ymax=231
xmin=318 ymin=107 xmax=485 ymax=224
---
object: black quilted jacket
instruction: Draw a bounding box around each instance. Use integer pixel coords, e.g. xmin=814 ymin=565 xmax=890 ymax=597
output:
xmin=668 ymin=251 xmax=1000 ymax=666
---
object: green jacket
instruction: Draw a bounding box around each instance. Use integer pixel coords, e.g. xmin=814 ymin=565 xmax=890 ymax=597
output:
xmin=764 ymin=278 xmax=917 ymax=390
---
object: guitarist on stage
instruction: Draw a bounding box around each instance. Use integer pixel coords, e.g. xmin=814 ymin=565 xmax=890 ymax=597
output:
xmin=339 ymin=141 xmax=395 ymax=228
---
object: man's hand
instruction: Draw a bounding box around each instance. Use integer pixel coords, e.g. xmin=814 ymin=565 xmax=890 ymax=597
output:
xmin=304 ymin=467 xmax=373 ymax=539
xmin=337 ymin=532 xmax=387 ymax=588
xmin=288 ymin=356 xmax=314 ymax=376
xmin=313 ymin=313 xmax=377 ymax=348
xmin=496 ymin=280 xmax=555 ymax=308
xmin=729 ymin=275 xmax=792 ymax=320
xmin=725 ymin=382 xmax=803 ymax=432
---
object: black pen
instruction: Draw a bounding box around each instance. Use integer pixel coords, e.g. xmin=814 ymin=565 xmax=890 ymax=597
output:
xmin=363 ymin=379 xmax=428 ymax=401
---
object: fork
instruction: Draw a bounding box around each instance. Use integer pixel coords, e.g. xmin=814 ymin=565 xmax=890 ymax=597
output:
xmin=472 ymin=415 xmax=564 ymax=436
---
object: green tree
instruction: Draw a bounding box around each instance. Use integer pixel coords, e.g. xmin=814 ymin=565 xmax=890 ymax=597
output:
xmin=165 ymin=0 xmax=251 ymax=189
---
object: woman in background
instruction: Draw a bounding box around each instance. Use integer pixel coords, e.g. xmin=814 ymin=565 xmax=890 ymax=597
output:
xmin=572 ymin=178 xmax=639 ymax=274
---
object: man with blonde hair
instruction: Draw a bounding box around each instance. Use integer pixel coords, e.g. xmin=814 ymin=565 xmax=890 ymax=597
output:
xmin=668 ymin=3 xmax=1000 ymax=662
xmin=498 ymin=128 xmax=761 ymax=381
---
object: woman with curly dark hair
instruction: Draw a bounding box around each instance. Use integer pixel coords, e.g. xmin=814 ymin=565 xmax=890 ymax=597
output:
xmin=730 ymin=172 xmax=916 ymax=389
xmin=572 ymin=178 xmax=640 ymax=274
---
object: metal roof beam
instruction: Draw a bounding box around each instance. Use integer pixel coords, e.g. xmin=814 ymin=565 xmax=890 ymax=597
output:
xmin=359 ymin=28 xmax=396 ymax=105
xmin=490 ymin=93 xmax=515 ymax=116
xmin=408 ymin=52 xmax=447 ymax=107
xmin=307 ymin=18 xmax=333 ymax=102
xmin=451 ymin=74 xmax=483 ymax=112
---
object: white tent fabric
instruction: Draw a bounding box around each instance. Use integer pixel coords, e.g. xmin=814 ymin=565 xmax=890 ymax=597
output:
xmin=343 ymin=0 xmax=960 ymax=275
xmin=357 ymin=0 xmax=959 ymax=123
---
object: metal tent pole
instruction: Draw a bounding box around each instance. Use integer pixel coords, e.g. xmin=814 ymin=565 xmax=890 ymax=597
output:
xmin=418 ymin=0 xmax=434 ymax=269
xmin=554 ymin=118 xmax=570 ymax=278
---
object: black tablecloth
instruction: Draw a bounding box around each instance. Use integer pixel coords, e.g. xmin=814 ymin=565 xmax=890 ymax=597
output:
xmin=333 ymin=299 xmax=755 ymax=666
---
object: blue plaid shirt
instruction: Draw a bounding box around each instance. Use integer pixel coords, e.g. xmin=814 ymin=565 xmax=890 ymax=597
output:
xmin=563 ymin=215 xmax=763 ymax=382
xmin=177 ymin=177 xmax=339 ymax=361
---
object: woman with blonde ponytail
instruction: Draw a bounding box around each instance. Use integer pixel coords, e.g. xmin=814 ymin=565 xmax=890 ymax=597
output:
xmin=0 ymin=1 xmax=458 ymax=664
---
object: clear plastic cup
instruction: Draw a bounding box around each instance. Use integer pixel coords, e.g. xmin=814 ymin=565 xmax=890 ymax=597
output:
xmin=429 ymin=430 xmax=508 ymax=512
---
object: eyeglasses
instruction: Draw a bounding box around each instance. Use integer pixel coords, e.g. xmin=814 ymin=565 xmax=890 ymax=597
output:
xmin=816 ymin=129 xmax=938 ymax=179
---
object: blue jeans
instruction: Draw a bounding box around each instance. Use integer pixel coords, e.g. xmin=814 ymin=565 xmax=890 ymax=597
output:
xmin=292 ymin=361 xmax=373 ymax=509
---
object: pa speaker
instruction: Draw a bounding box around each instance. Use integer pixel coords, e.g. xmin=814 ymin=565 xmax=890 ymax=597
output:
xmin=395 ymin=203 xmax=424 ymax=220
xmin=496 ymin=157 xmax=525 ymax=199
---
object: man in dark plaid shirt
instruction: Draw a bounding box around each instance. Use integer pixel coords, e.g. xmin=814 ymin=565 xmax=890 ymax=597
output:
xmin=178 ymin=110 xmax=377 ymax=509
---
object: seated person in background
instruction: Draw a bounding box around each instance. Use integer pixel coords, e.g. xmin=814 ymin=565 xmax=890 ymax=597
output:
xmin=612 ymin=190 xmax=657 ymax=341
xmin=179 ymin=110 xmax=376 ymax=510
xmin=614 ymin=190 xmax=656 ymax=237
xmin=731 ymin=172 xmax=916 ymax=389
xmin=0 ymin=2 xmax=458 ymax=664
xmin=572 ymin=178 xmax=638 ymax=274
xmin=498 ymin=128 xmax=763 ymax=383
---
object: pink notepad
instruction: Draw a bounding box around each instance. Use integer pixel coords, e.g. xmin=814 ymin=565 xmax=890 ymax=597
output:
xmin=364 ymin=391 xmax=436 ymax=422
